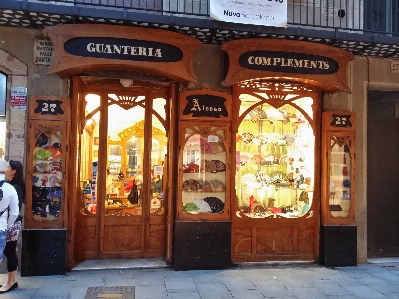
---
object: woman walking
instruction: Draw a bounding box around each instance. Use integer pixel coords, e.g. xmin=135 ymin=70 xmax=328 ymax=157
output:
xmin=0 ymin=160 xmax=25 ymax=293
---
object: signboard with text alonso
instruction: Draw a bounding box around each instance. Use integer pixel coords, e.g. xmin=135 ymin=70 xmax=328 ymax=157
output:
xmin=179 ymin=89 xmax=231 ymax=121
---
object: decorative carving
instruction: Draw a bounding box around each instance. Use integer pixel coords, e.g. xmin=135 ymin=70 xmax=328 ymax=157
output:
xmin=35 ymin=125 xmax=62 ymax=138
xmin=237 ymin=81 xmax=316 ymax=92
xmin=118 ymin=120 xmax=165 ymax=140
xmin=331 ymin=136 xmax=350 ymax=148
xmin=108 ymin=95 xmax=144 ymax=110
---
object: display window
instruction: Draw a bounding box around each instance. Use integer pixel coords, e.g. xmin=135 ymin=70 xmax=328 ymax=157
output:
xmin=178 ymin=122 xmax=230 ymax=221
xmin=235 ymin=83 xmax=318 ymax=219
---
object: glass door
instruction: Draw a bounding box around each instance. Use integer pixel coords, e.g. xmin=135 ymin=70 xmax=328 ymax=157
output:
xmin=76 ymin=85 xmax=168 ymax=260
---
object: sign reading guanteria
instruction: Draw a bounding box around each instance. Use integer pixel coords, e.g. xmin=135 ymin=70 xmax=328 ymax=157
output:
xmin=222 ymin=38 xmax=354 ymax=93
xmin=64 ymin=37 xmax=183 ymax=62
xmin=43 ymin=24 xmax=201 ymax=83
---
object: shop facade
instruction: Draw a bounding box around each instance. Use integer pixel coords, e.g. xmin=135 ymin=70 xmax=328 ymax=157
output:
xmin=1 ymin=1 xmax=399 ymax=275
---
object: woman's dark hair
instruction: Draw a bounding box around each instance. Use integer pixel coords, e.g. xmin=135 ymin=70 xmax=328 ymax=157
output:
xmin=9 ymin=160 xmax=26 ymax=202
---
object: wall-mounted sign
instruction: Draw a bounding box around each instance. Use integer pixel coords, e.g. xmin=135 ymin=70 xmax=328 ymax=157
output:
xmin=322 ymin=110 xmax=356 ymax=131
xmin=330 ymin=114 xmax=353 ymax=128
xmin=183 ymin=95 xmax=228 ymax=118
xmin=179 ymin=89 xmax=231 ymax=121
xmin=34 ymin=99 xmax=64 ymax=116
xmin=221 ymin=38 xmax=354 ymax=93
xmin=10 ymin=87 xmax=27 ymax=110
xmin=43 ymin=24 xmax=201 ymax=83
xmin=239 ymin=51 xmax=339 ymax=75
xmin=28 ymin=96 xmax=70 ymax=121
xmin=64 ymin=37 xmax=183 ymax=63
xmin=210 ymin=0 xmax=287 ymax=27
xmin=33 ymin=35 xmax=53 ymax=65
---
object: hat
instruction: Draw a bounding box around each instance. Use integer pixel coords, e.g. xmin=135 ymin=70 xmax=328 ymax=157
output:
xmin=0 ymin=159 xmax=10 ymax=172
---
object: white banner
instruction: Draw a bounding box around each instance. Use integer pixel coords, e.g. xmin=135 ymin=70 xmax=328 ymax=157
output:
xmin=210 ymin=0 xmax=287 ymax=27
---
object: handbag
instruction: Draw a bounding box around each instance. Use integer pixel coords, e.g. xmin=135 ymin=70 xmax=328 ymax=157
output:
xmin=127 ymin=185 xmax=139 ymax=204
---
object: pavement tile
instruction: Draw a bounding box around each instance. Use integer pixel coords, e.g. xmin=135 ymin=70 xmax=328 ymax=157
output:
xmin=313 ymin=282 xmax=352 ymax=296
xmin=324 ymin=296 xmax=359 ymax=299
xmin=221 ymin=277 xmax=257 ymax=290
xmin=229 ymin=289 xmax=267 ymax=299
xmin=196 ymin=283 xmax=233 ymax=299
xmin=166 ymin=291 xmax=201 ymax=299
xmin=68 ymin=286 xmax=88 ymax=299
xmin=343 ymin=285 xmax=389 ymax=299
xmin=288 ymin=287 xmax=328 ymax=299
xmin=258 ymin=286 xmax=296 ymax=298
xmin=367 ymin=282 xmax=399 ymax=294
xmin=165 ymin=277 xmax=197 ymax=292
xmin=135 ymin=285 xmax=168 ymax=299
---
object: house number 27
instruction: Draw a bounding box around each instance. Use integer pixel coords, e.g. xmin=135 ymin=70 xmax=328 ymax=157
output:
xmin=34 ymin=100 xmax=64 ymax=115
xmin=330 ymin=114 xmax=352 ymax=127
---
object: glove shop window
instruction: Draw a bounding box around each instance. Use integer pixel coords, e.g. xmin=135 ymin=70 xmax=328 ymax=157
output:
xmin=235 ymin=83 xmax=318 ymax=219
xmin=179 ymin=123 xmax=230 ymax=221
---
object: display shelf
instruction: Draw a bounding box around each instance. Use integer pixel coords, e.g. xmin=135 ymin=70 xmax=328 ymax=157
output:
xmin=178 ymin=123 xmax=230 ymax=220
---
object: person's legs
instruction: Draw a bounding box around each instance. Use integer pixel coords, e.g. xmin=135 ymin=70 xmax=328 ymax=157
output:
xmin=2 ymin=240 xmax=18 ymax=288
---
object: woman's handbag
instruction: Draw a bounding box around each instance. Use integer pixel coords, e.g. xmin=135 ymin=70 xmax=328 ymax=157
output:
xmin=127 ymin=185 xmax=139 ymax=204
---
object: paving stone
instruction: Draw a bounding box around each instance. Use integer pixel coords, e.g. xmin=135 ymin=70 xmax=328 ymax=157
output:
xmin=344 ymin=285 xmax=389 ymax=299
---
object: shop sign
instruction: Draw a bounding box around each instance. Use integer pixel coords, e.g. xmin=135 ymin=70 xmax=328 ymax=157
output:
xmin=221 ymin=38 xmax=354 ymax=93
xmin=43 ymin=24 xmax=201 ymax=83
xmin=182 ymin=94 xmax=229 ymax=118
xmin=330 ymin=114 xmax=353 ymax=128
xmin=33 ymin=36 xmax=53 ymax=65
xmin=33 ymin=99 xmax=64 ymax=116
xmin=64 ymin=37 xmax=183 ymax=63
xmin=10 ymin=87 xmax=27 ymax=110
xmin=210 ymin=0 xmax=287 ymax=27
xmin=239 ymin=51 xmax=339 ymax=75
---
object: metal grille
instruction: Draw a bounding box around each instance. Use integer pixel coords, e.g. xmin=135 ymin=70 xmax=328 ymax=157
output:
xmin=9 ymin=0 xmax=399 ymax=36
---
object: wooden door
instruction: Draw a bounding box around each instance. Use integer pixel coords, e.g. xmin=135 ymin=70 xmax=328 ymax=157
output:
xmin=75 ymin=81 xmax=169 ymax=260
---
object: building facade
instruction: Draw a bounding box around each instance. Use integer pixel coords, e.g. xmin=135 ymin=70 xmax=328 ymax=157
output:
xmin=1 ymin=0 xmax=399 ymax=275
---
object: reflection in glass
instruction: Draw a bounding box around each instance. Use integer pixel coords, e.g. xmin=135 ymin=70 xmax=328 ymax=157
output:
xmin=32 ymin=130 xmax=63 ymax=221
xmin=236 ymin=97 xmax=315 ymax=219
xmin=329 ymin=138 xmax=351 ymax=217
xmin=182 ymin=127 xmax=226 ymax=215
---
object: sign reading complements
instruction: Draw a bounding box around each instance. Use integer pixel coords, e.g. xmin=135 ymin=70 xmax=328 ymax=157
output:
xmin=239 ymin=51 xmax=339 ymax=75
xmin=64 ymin=37 xmax=183 ymax=62
xmin=33 ymin=36 xmax=53 ymax=65
xmin=10 ymin=87 xmax=27 ymax=110
xmin=183 ymin=94 xmax=228 ymax=118
xmin=210 ymin=0 xmax=287 ymax=27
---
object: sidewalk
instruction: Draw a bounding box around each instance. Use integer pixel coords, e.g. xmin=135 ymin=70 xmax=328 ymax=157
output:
xmin=0 ymin=259 xmax=398 ymax=298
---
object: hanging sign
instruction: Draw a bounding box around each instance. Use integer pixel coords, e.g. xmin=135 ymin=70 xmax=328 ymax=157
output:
xmin=180 ymin=89 xmax=231 ymax=121
xmin=10 ymin=87 xmax=27 ymax=110
xmin=210 ymin=0 xmax=287 ymax=27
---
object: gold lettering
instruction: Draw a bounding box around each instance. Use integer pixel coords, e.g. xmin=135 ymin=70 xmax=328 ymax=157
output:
xmin=294 ymin=59 xmax=303 ymax=67
xmin=262 ymin=57 xmax=271 ymax=65
xmin=191 ymin=99 xmax=201 ymax=111
xmin=310 ymin=61 xmax=317 ymax=68
xmin=273 ymin=58 xmax=281 ymax=65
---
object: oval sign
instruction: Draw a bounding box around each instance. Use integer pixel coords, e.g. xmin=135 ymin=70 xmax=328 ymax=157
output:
xmin=64 ymin=37 xmax=183 ymax=62
xmin=239 ymin=51 xmax=339 ymax=75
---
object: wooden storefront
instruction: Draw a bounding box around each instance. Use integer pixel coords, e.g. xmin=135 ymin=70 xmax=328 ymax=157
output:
xmin=21 ymin=24 xmax=358 ymax=275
